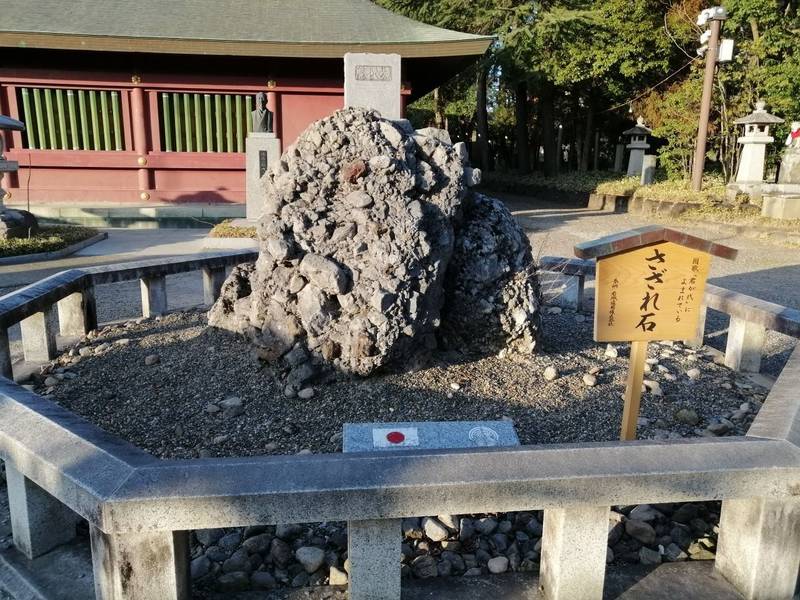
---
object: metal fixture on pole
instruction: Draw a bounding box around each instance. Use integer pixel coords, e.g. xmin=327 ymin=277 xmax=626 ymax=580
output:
xmin=690 ymin=6 xmax=728 ymax=192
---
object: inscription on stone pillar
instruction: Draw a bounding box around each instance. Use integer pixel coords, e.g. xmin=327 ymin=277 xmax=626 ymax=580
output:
xmin=344 ymin=53 xmax=402 ymax=120
xmin=355 ymin=65 xmax=392 ymax=82
xmin=259 ymin=150 xmax=269 ymax=178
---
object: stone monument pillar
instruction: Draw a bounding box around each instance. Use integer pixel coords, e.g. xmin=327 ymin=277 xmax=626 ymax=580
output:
xmin=734 ymin=101 xmax=784 ymax=184
xmin=245 ymin=92 xmax=281 ymax=221
xmin=778 ymin=121 xmax=800 ymax=184
xmin=622 ymin=117 xmax=652 ymax=177
xmin=0 ymin=115 xmax=38 ymax=239
xmin=344 ymin=53 xmax=402 ymax=120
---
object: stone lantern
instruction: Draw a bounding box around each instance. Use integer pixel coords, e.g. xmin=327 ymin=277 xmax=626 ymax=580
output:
xmin=623 ymin=117 xmax=652 ymax=177
xmin=0 ymin=114 xmax=38 ymax=239
xmin=733 ymin=101 xmax=784 ymax=183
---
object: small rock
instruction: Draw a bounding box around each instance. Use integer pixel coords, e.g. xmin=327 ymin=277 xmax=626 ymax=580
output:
xmin=144 ymin=354 xmax=160 ymax=366
xmin=297 ymin=387 xmax=315 ymax=399
xmin=625 ymin=519 xmax=656 ymax=545
xmin=251 ymin=571 xmax=277 ymax=590
xmin=190 ymin=556 xmax=211 ymax=579
xmin=674 ymin=408 xmax=700 ymax=426
xmin=329 ymin=566 xmax=348 ymax=585
xmin=543 ymin=366 xmax=558 ymax=381
xmin=296 ymin=546 xmax=326 ymax=573
xmin=707 ymin=421 xmax=731 ymax=436
xmin=422 ymin=517 xmax=449 ymax=542
xmin=411 ymin=555 xmax=438 ymax=578
xmin=43 ymin=376 xmax=59 ymax=387
xmin=639 ymin=546 xmax=661 ymax=565
xmin=628 ymin=504 xmax=662 ymax=522
xmin=474 ymin=517 xmax=498 ymax=535
xmin=583 ymin=373 xmax=598 ymax=387
xmin=686 ymin=367 xmax=701 ymax=380
xmin=664 ymin=543 xmax=688 ymax=562
xmin=216 ymin=572 xmax=250 ymax=592
xmin=219 ymin=396 xmax=243 ymax=409
xmin=487 ymin=556 xmax=509 ymax=574
xmin=604 ymin=344 xmax=619 ymax=358
xmin=643 ymin=380 xmax=663 ymax=396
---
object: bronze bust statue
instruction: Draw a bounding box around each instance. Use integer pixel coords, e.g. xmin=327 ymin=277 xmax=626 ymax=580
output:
xmin=251 ymin=92 xmax=273 ymax=133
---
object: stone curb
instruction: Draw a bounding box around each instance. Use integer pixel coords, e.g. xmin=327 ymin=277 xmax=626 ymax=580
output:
xmin=202 ymin=237 xmax=258 ymax=251
xmin=0 ymin=232 xmax=108 ymax=267
xmin=0 ymin=548 xmax=48 ymax=600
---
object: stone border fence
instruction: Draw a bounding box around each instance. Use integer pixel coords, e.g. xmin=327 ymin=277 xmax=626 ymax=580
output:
xmin=0 ymin=250 xmax=799 ymax=599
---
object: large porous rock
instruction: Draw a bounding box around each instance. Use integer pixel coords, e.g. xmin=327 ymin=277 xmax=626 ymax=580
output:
xmin=209 ymin=107 xmax=540 ymax=380
xmin=440 ymin=193 xmax=541 ymax=355
xmin=211 ymin=108 xmax=468 ymax=378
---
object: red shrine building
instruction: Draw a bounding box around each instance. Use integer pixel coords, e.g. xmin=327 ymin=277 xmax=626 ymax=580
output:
xmin=0 ymin=0 xmax=489 ymax=210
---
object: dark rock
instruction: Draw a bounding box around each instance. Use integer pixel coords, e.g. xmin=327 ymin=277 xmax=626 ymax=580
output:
xmin=625 ymin=519 xmax=656 ymax=545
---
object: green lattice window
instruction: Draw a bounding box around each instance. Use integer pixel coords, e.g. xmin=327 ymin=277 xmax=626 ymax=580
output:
xmin=17 ymin=87 xmax=124 ymax=151
xmin=159 ymin=92 xmax=253 ymax=152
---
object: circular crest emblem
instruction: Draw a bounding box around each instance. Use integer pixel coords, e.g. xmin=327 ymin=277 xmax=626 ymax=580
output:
xmin=468 ymin=426 xmax=500 ymax=447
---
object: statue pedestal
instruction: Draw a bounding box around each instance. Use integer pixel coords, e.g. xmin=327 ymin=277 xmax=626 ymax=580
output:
xmin=245 ymin=133 xmax=281 ymax=222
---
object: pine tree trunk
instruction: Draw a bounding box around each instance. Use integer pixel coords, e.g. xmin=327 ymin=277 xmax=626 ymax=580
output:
xmin=475 ymin=67 xmax=490 ymax=172
xmin=515 ymin=81 xmax=530 ymax=173
xmin=540 ymin=83 xmax=557 ymax=176
xmin=580 ymin=101 xmax=594 ymax=172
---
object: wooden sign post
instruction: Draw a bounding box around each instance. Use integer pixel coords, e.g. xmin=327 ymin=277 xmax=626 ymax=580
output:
xmin=575 ymin=227 xmax=737 ymax=441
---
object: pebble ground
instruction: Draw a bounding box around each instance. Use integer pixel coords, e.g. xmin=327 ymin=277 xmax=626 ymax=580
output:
xmin=34 ymin=308 xmax=767 ymax=460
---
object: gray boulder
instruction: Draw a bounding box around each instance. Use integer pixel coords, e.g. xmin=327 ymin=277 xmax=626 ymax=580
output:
xmin=209 ymin=107 xmax=540 ymax=378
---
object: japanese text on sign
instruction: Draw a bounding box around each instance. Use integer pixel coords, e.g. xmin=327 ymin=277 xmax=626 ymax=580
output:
xmin=594 ymin=242 xmax=711 ymax=342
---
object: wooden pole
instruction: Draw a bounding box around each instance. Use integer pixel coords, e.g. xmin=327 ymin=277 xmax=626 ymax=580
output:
xmin=690 ymin=17 xmax=722 ymax=192
xmin=620 ymin=340 xmax=649 ymax=441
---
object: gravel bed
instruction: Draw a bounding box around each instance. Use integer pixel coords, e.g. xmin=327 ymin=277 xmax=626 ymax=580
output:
xmin=31 ymin=309 xmax=769 ymax=459
xmin=21 ymin=307 xmax=774 ymax=596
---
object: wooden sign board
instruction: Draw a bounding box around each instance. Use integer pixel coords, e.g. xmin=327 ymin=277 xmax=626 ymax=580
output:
xmin=575 ymin=227 xmax=736 ymax=441
xmin=594 ymin=241 xmax=711 ymax=343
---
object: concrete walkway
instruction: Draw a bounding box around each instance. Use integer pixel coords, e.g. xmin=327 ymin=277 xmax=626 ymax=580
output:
xmin=0 ymin=228 xmax=211 ymax=290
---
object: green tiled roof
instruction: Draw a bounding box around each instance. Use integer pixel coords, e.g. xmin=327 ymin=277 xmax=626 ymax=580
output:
xmin=0 ymin=0 xmax=492 ymax=58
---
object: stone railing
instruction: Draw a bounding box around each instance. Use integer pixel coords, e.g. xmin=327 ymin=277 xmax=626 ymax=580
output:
xmin=0 ymin=250 xmax=258 ymax=379
xmin=539 ymin=256 xmax=800 ymax=374
xmin=0 ymin=252 xmax=800 ymax=600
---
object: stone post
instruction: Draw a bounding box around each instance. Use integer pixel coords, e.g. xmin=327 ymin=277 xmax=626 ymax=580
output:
xmin=90 ymin=526 xmax=189 ymax=600
xmin=57 ymin=287 xmax=98 ymax=337
xmin=140 ymin=275 xmax=167 ymax=318
xmin=245 ymin=133 xmax=281 ymax=221
xmin=20 ymin=305 xmax=57 ymax=362
xmin=202 ymin=266 xmax=227 ymax=305
xmin=0 ymin=326 xmax=12 ymax=379
xmin=347 ymin=519 xmax=401 ymax=600
xmin=640 ymin=155 xmax=657 ymax=185
xmin=715 ymin=497 xmax=800 ymax=600
xmin=344 ymin=53 xmax=402 ymax=120
xmin=539 ymin=505 xmax=609 ymax=600
xmin=724 ymin=316 xmax=766 ymax=373
xmin=5 ymin=463 xmax=80 ymax=559
xmin=613 ymin=143 xmax=624 ymax=173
